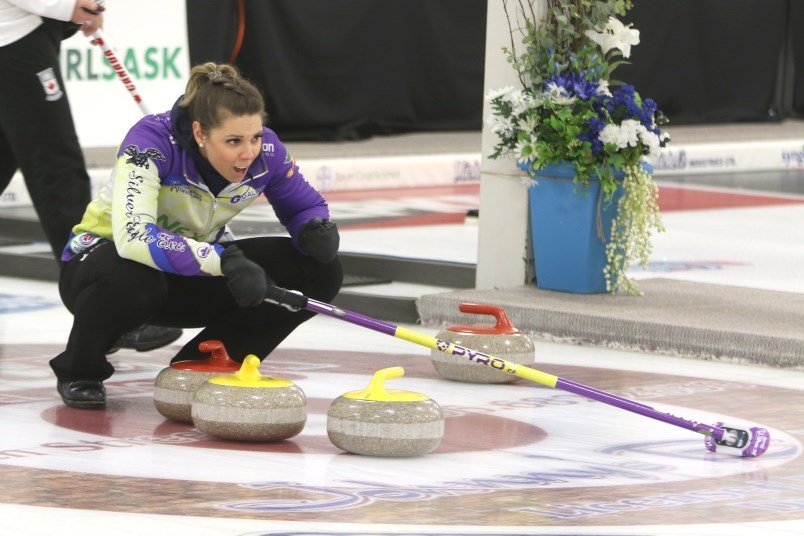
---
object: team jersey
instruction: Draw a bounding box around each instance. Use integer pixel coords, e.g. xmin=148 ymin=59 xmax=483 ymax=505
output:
xmin=61 ymin=110 xmax=330 ymax=277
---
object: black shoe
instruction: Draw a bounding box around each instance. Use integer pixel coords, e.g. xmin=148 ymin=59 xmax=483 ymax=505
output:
xmin=110 ymin=324 xmax=183 ymax=353
xmin=57 ymin=380 xmax=106 ymax=409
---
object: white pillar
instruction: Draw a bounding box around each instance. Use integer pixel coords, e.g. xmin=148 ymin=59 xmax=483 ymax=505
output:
xmin=476 ymin=0 xmax=544 ymax=289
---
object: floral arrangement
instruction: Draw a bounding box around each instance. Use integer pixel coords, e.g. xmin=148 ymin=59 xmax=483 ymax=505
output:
xmin=485 ymin=0 xmax=671 ymax=295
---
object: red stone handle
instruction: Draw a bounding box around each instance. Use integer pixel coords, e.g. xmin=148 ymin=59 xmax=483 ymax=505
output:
xmin=198 ymin=339 xmax=235 ymax=364
xmin=446 ymin=303 xmax=520 ymax=334
xmin=171 ymin=339 xmax=241 ymax=371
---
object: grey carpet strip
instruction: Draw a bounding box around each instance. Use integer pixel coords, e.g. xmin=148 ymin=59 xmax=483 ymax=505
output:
xmin=416 ymin=278 xmax=804 ymax=368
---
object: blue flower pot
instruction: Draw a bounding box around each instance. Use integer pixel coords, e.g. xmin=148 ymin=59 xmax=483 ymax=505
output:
xmin=524 ymin=162 xmax=625 ymax=294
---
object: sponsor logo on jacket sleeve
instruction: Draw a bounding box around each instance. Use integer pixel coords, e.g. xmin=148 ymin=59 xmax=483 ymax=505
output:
xmin=124 ymin=145 xmax=166 ymax=168
xmin=285 ymin=154 xmax=297 ymax=178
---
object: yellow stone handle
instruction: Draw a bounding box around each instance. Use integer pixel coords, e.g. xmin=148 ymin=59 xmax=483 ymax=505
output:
xmin=343 ymin=366 xmax=429 ymax=402
xmin=208 ymin=354 xmax=293 ymax=388
xmin=366 ymin=366 xmax=404 ymax=393
xmin=235 ymin=355 xmax=263 ymax=383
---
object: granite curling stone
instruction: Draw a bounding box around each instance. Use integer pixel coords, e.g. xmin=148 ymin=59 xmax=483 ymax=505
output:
xmin=431 ymin=303 xmax=535 ymax=384
xmin=327 ymin=366 xmax=443 ymax=457
xmin=191 ymin=354 xmax=306 ymax=442
xmin=153 ymin=339 xmax=241 ymax=423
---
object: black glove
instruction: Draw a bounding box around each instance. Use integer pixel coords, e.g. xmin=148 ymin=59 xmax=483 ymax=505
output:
xmin=299 ymin=218 xmax=339 ymax=263
xmin=264 ymin=286 xmax=308 ymax=312
xmin=220 ymin=246 xmax=268 ymax=308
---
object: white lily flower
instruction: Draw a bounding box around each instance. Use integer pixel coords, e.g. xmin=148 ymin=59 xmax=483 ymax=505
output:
xmin=585 ymin=17 xmax=640 ymax=58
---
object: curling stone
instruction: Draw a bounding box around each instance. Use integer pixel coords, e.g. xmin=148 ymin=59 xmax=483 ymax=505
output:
xmin=327 ymin=367 xmax=443 ymax=457
xmin=153 ymin=340 xmax=241 ymax=423
xmin=431 ymin=303 xmax=535 ymax=383
xmin=191 ymin=355 xmax=307 ymax=442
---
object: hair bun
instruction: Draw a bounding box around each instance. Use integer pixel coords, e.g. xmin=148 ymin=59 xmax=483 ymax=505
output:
xmin=207 ymin=70 xmax=227 ymax=82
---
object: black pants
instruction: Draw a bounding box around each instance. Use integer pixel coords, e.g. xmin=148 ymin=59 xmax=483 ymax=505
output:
xmin=0 ymin=21 xmax=91 ymax=260
xmin=50 ymin=237 xmax=344 ymax=382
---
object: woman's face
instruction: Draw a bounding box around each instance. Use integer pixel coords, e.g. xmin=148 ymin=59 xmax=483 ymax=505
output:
xmin=193 ymin=112 xmax=263 ymax=183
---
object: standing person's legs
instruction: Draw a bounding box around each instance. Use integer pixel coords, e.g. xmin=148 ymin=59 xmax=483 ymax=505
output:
xmin=0 ymin=25 xmax=182 ymax=357
xmin=0 ymin=126 xmax=18 ymax=195
xmin=0 ymin=25 xmax=91 ymax=260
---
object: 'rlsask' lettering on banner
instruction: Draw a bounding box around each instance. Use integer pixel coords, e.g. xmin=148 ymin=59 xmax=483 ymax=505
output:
xmin=59 ymin=46 xmax=184 ymax=81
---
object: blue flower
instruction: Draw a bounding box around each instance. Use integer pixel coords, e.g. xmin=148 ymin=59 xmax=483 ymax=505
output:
xmin=580 ymin=117 xmax=607 ymax=154
xmin=545 ymin=72 xmax=599 ymax=101
xmin=605 ymin=84 xmax=642 ymax=121
xmin=639 ymin=98 xmax=660 ymax=130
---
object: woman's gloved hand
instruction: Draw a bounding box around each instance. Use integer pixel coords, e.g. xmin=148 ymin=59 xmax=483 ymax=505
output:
xmin=220 ymin=245 xmax=268 ymax=307
xmin=299 ymin=218 xmax=339 ymax=263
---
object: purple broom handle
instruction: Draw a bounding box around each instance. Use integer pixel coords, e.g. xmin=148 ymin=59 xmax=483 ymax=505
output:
xmin=556 ymin=378 xmax=720 ymax=436
xmin=305 ymin=298 xmax=723 ymax=440
xmin=306 ymin=298 xmax=397 ymax=335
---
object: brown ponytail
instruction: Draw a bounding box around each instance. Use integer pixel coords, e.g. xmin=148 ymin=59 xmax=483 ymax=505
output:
xmin=180 ymin=62 xmax=266 ymax=132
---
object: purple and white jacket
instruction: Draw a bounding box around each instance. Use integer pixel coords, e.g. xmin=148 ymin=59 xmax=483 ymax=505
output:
xmin=62 ymin=110 xmax=330 ymax=277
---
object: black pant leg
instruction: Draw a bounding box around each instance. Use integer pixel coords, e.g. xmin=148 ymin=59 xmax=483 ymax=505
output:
xmin=0 ymin=126 xmax=18 ymax=194
xmin=51 ymin=236 xmax=343 ymax=377
xmin=50 ymin=243 xmax=169 ymax=381
xmin=0 ymin=24 xmax=91 ymax=260
xmin=163 ymin=237 xmax=343 ymax=363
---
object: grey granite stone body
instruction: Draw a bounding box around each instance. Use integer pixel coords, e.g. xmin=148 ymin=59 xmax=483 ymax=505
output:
xmin=191 ymin=383 xmax=307 ymax=442
xmin=431 ymin=329 xmax=535 ymax=383
xmin=327 ymin=397 xmax=444 ymax=456
xmin=153 ymin=368 xmax=221 ymax=423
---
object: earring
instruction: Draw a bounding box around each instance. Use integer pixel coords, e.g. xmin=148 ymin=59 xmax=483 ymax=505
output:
xmin=198 ymin=141 xmax=204 ymax=148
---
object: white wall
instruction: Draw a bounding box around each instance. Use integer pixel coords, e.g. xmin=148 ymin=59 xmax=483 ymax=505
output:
xmin=475 ymin=0 xmax=545 ymax=289
xmin=61 ymin=0 xmax=190 ymax=148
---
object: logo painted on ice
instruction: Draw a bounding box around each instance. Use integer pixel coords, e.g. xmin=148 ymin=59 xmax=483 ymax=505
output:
xmin=0 ymin=294 xmax=60 ymax=314
xmin=216 ymin=460 xmax=679 ymax=513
